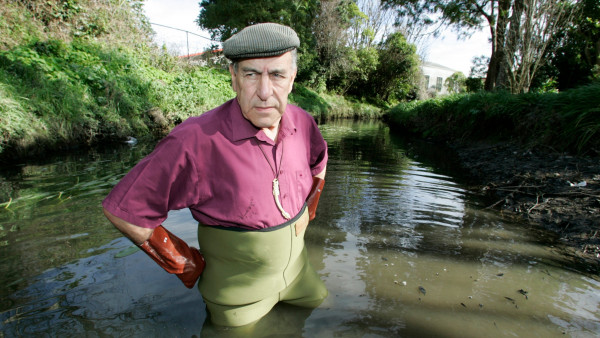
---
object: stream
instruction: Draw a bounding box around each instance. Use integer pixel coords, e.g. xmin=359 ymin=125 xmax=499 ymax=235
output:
xmin=0 ymin=120 xmax=598 ymax=337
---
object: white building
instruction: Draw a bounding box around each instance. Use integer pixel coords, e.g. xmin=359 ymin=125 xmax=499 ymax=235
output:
xmin=421 ymin=61 xmax=461 ymax=96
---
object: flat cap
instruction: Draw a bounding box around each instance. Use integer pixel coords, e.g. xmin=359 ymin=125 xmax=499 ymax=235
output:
xmin=223 ymin=23 xmax=300 ymax=60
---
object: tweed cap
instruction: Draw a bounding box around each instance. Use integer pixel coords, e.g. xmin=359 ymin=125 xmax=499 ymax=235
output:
xmin=223 ymin=23 xmax=300 ymax=60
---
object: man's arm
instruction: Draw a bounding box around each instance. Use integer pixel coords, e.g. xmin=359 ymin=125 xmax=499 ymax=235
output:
xmin=103 ymin=208 xmax=153 ymax=245
xmin=314 ymin=167 xmax=326 ymax=180
xmin=307 ymin=167 xmax=326 ymax=221
xmin=102 ymin=207 xmax=205 ymax=288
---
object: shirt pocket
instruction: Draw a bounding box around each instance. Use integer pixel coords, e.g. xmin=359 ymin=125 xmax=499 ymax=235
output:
xmin=295 ymin=169 xmax=313 ymax=205
xmin=279 ymin=168 xmax=312 ymax=215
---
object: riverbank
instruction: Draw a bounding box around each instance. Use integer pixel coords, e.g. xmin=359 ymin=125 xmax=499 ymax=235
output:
xmin=0 ymin=3 xmax=383 ymax=162
xmin=387 ymin=84 xmax=600 ymax=157
xmin=385 ymin=83 xmax=600 ymax=267
xmin=0 ymin=38 xmax=381 ymax=162
xmin=450 ymin=141 xmax=600 ymax=267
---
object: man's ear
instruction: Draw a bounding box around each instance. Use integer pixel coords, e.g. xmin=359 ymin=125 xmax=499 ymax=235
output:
xmin=229 ymin=64 xmax=238 ymax=91
xmin=287 ymin=70 xmax=297 ymax=94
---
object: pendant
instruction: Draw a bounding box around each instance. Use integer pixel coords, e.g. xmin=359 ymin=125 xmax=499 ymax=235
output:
xmin=272 ymin=178 xmax=291 ymax=220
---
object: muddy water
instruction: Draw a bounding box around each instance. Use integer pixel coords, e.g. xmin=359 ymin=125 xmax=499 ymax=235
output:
xmin=0 ymin=120 xmax=598 ymax=337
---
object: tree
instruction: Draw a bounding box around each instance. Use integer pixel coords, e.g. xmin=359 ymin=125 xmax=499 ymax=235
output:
xmin=369 ymin=32 xmax=421 ymax=102
xmin=313 ymin=0 xmax=355 ymax=83
xmin=466 ymin=55 xmax=488 ymax=92
xmin=538 ymin=0 xmax=600 ymax=90
xmin=197 ymin=0 xmax=314 ymax=42
xmin=501 ymin=0 xmax=577 ymax=93
xmin=197 ymin=0 xmax=421 ymax=102
xmin=445 ymin=71 xmax=466 ymax=93
xmin=197 ymin=0 xmax=319 ymax=81
xmin=348 ymin=0 xmax=396 ymax=49
xmin=469 ymin=55 xmax=489 ymax=78
xmin=382 ymin=0 xmax=577 ymax=93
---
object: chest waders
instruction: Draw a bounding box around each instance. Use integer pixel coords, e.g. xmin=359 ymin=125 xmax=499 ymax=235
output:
xmin=197 ymin=207 xmax=327 ymax=327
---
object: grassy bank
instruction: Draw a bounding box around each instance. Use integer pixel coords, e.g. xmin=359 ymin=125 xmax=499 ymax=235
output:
xmin=290 ymin=85 xmax=383 ymax=122
xmin=386 ymin=83 xmax=600 ymax=156
xmin=0 ymin=2 xmax=381 ymax=161
xmin=0 ymin=40 xmax=236 ymax=159
xmin=0 ymin=39 xmax=381 ymax=160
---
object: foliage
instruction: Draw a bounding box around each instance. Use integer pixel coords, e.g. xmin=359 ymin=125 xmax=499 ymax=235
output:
xmin=469 ymin=55 xmax=489 ymax=78
xmin=0 ymin=0 xmax=152 ymax=52
xmin=383 ymin=0 xmax=579 ymax=93
xmin=0 ymin=0 xmax=382 ymax=159
xmin=198 ymin=0 xmax=423 ymax=102
xmin=467 ymin=56 xmax=489 ymax=92
xmin=290 ymin=83 xmax=383 ymax=121
xmin=368 ymin=32 xmax=421 ymax=102
xmin=445 ymin=71 xmax=466 ymax=93
xmin=465 ymin=77 xmax=484 ymax=92
xmin=0 ymin=34 xmax=241 ymax=158
xmin=313 ymin=0 xmax=360 ymax=87
xmin=147 ymin=66 xmax=235 ymax=124
xmin=198 ymin=0 xmax=313 ymax=41
xmin=503 ymin=0 xmax=577 ymax=93
xmin=318 ymin=3 xmax=421 ymax=102
xmin=386 ymin=82 xmax=600 ymax=155
xmin=0 ymin=40 xmax=141 ymax=154
xmin=197 ymin=0 xmax=320 ymax=83
xmin=346 ymin=46 xmax=380 ymax=92
xmin=536 ymin=0 xmax=600 ymax=91
xmin=289 ymin=84 xmax=332 ymax=117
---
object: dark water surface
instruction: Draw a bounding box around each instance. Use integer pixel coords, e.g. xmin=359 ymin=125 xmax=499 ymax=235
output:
xmin=1 ymin=120 xmax=598 ymax=337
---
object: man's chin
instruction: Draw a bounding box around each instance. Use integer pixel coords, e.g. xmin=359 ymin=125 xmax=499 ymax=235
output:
xmin=250 ymin=116 xmax=282 ymax=130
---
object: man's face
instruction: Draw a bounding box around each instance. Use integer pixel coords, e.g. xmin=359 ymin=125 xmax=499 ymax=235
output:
xmin=229 ymin=51 xmax=296 ymax=132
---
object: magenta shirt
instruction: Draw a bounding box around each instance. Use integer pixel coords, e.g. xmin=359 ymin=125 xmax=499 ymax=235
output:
xmin=102 ymin=99 xmax=328 ymax=230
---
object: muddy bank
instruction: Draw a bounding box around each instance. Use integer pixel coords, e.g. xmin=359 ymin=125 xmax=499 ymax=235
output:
xmin=451 ymin=142 xmax=600 ymax=266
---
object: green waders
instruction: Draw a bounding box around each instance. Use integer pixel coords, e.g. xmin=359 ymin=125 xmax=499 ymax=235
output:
xmin=197 ymin=208 xmax=328 ymax=327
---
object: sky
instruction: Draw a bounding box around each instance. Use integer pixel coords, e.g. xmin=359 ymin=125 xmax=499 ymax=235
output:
xmin=143 ymin=0 xmax=491 ymax=75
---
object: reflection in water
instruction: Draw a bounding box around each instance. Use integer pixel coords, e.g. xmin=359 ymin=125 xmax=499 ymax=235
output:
xmin=0 ymin=120 xmax=598 ymax=337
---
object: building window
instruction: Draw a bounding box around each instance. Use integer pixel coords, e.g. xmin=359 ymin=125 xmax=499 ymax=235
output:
xmin=436 ymin=77 xmax=443 ymax=91
xmin=424 ymin=75 xmax=430 ymax=89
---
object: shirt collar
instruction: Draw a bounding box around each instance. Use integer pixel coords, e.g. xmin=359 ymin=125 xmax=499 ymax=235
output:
xmin=229 ymin=99 xmax=297 ymax=144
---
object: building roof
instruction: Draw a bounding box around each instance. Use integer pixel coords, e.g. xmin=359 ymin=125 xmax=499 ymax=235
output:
xmin=421 ymin=61 xmax=460 ymax=73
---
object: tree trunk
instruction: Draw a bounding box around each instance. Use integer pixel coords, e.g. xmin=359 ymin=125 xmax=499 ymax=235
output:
xmin=504 ymin=0 xmax=525 ymax=92
xmin=485 ymin=0 xmax=511 ymax=91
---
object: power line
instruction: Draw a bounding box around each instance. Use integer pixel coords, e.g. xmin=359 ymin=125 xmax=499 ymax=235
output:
xmin=149 ymin=22 xmax=217 ymax=42
xmin=149 ymin=22 xmax=220 ymax=58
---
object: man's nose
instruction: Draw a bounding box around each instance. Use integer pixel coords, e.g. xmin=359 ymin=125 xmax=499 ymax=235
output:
xmin=257 ymin=73 xmax=273 ymax=100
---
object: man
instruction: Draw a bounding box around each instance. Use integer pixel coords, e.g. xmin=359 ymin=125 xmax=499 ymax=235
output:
xmin=102 ymin=23 xmax=328 ymax=327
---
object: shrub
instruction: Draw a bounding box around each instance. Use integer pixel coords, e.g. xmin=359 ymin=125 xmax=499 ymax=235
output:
xmin=386 ymin=83 xmax=600 ymax=155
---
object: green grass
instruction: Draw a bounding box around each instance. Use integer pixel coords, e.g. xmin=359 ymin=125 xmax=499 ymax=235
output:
xmin=0 ymin=0 xmax=383 ymax=160
xmin=386 ymin=83 xmax=600 ymax=155
xmin=290 ymin=85 xmax=383 ymax=121
xmin=0 ymin=37 xmax=381 ymax=159
xmin=0 ymin=39 xmax=236 ymax=159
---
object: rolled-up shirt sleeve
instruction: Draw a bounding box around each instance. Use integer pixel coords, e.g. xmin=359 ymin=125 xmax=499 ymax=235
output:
xmin=102 ymin=134 xmax=200 ymax=229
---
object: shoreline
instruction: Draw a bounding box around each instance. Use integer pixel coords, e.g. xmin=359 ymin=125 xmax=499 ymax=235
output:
xmin=2 ymin=122 xmax=598 ymax=269
xmin=451 ymin=141 xmax=600 ymax=269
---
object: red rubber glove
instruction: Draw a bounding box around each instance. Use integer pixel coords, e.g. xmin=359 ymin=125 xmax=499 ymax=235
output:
xmin=307 ymin=177 xmax=325 ymax=221
xmin=139 ymin=225 xmax=205 ymax=288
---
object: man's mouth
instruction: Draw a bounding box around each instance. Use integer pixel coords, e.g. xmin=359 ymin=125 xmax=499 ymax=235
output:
xmin=254 ymin=106 xmax=275 ymax=111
